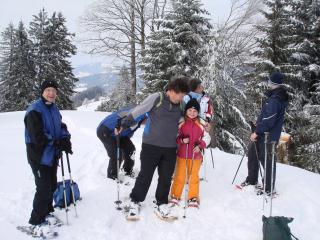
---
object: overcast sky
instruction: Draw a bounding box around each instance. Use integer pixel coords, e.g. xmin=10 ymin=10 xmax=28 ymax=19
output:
xmin=0 ymin=0 xmax=231 ymax=67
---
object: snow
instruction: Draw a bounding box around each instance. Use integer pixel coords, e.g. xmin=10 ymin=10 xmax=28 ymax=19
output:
xmin=0 ymin=110 xmax=320 ymax=240
xmin=77 ymin=99 xmax=103 ymax=111
xmin=75 ymin=72 xmax=91 ymax=78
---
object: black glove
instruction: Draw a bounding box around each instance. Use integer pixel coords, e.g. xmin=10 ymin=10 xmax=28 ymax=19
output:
xmin=55 ymin=138 xmax=73 ymax=154
xmin=249 ymin=121 xmax=256 ymax=133
xmin=115 ymin=118 xmax=122 ymax=130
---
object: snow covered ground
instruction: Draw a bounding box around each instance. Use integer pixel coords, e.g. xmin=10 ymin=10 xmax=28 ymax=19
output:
xmin=76 ymin=99 xmax=103 ymax=111
xmin=0 ymin=110 xmax=319 ymax=240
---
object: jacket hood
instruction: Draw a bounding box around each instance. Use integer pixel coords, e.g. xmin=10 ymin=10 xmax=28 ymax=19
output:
xmin=266 ymin=87 xmax=289 ymax=102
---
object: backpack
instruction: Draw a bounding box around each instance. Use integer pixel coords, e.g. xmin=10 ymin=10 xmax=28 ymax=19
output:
xmin=262 ymin=215 xmax=299 ymax=240
xmin=53 ymin=180 xmax=81 ymax=208
xmin=156 ymin=92 xmax=184 ymax=111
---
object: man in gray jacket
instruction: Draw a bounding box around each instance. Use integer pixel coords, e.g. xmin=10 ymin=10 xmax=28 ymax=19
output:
xmin=119 ymin=76 xmax=189 ymax=220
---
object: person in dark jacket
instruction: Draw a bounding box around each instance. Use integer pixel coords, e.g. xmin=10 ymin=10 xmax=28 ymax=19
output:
xmin=24 ymin=80 xmax=72 ymax=232
xmin=120 ymin=76 xmax=190 ymax=220
xmin=97 ymin=107 xmax=147 ymax=179
xmin=241 ymin=72 xmax=289 ymax=195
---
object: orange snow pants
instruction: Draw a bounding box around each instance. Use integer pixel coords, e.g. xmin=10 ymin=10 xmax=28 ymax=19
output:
xmin=170 ymin=157 xmax=202 ymax=201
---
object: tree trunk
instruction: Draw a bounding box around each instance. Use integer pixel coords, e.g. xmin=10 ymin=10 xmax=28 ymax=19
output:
xmin=130 ymin=0 xmax=136 ymax=101
xmin=140 ymin=0 xmax=146 ymax=57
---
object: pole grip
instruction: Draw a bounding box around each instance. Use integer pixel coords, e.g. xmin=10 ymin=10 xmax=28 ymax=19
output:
xmin=264 ymin=132 xmax=269 ymax=144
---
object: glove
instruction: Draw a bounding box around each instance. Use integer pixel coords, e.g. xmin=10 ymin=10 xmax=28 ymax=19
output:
xmin=193 ymin=145 xmax=201 ymax=153
xmin=55 ymin=138 xmax=73 ymax=154
xmin=181 ymin=137 xmax=190 ymax=144
xmin=115 ymin=118 xmax=122 ymax=130
xmin=249 ymin=121 xmax=256 ymax=133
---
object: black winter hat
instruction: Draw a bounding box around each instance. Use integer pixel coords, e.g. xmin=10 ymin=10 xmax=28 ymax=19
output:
xmin=269 ymin=72 xmax=284 ymax=85
xmin=185 ymin=98 xmax=200 ymax=113
xmin=40 ymin=80 xmax=58 ymax=94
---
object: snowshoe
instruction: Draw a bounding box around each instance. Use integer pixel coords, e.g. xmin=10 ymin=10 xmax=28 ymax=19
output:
xmin=17 ymin=221 xmax=58 ymax=239
xmin=256 ymin=189 xmax=278 ymax=198
xmin=154 ymin=204 xmax=178 ymax=222
xmin=240 ymin=180 xmax=257 ymax=188
xmin=126 ymin=200 xmax=140 ymax=221
xmin=45 ymin=214 xmax=63 ymax=227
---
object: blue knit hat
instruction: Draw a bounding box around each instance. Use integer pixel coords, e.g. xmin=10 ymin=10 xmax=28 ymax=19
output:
xmin=269 ymin=72 xmax=284 ymax=85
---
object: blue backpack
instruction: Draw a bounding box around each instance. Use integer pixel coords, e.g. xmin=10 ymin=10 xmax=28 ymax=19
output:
xmin=53 ymin=180 xmax=81 ymax=208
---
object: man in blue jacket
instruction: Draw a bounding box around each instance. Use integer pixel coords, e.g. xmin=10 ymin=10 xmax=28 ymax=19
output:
xmin=24 ymin=80 xmax=72 ymax=234
xmin=97 ymin=107 xmax=146 ymax=180
xmin=241 ymin=72 xmax=289 ymax=195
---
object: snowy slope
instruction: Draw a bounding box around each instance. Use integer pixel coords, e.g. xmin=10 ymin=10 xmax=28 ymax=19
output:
xmin=77 ymin=99 xmax=106 ymax=111
xmin=0 ymin=111 xmax=319 ymax=240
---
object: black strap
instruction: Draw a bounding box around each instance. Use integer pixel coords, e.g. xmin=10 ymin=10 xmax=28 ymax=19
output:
xmin=276 ymin=218 xmax=299 ymax=240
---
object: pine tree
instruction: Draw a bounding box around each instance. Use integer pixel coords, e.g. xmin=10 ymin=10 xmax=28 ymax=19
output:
xmin=245 ymin=0 xmax=320 ymax=172
xmin=0 ymin=24 xmax=16 ymax=111
xmin=0 ymin=22 xmax=35 ymax=111
xmin=307 ymin=0 xmax=320 ymax=105
xmin=97 ymin=66 xmax=133 ymax=111
xmin=141 ymin=0 xmax=212 ymax=95
xmin=141 ymin=18 xmax=177 ymax=95
xmin=29 ymin=9 xmax=78 ymax=109
xmin=247 ymin=0 xmax=292 ymax=95
xmin=28 ymin=8 xmax=50 ymax=89
xmin=287 ymin=0 xmax=320 ymax=172
xmin=245 ymin=0 xmax=293 ymax=137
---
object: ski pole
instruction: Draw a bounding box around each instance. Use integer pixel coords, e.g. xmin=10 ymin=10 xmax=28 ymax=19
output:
xmin=66 ymin=153 xmax=78 ymax=217
xmin=249 ymin=121 xmax=263 ymax=182
xmin=183 ymin=142 xmax=189 ymax=218
xmin=114 ymin=133 xmax=122 ymax=210
xmin=270 ymin=141 xmax=276 ymax=216
xmin=209 ymin=147 xmax=214 ymax=169
xmin=201 ymin=149 xmax=207 ymax=182
xmin=253 ymin=142 xmax=263 ymax=181
xmin=231 ymin=151 xmax=246 ymax=184
xmin=60 ymin=155 xmax=69 ymax=225
xmin=263 ymin=132 xmax=269 ymax=210
xmin=183 ymin=150 xmax=195 ymax=219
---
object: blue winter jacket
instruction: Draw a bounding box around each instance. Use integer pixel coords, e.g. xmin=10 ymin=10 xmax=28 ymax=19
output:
xmin=25 ymin=98 xmax=70 ymax=166
xmin=97 ymin=106 xmax=146 ymax=138
xmin=255 ymin=87 xmax=289 ymax=142
xmin=183 ymin=91 xmax=202 ymax=103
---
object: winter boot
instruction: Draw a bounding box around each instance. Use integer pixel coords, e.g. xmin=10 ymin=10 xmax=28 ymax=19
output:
xmin=256 ymin=189 xmax=277 ymax=197
xmin=154 ymin=203 xmax=178 ymax=221
xmin=168 ymin=198 xmax=180 ymax=217
xmin=187 ymin=198 xmax=199 ymax=208
xmin=240 ymin=180 xmax=257 ymax=188
xmin=31 ymin=221 xmax=57 ymax=238
xmin=45 ymin=214 xmax=63 ymax=227
xmin=168 ymin=198 xmax=180 ymax=207
xmin=126 ymin=200 xmax=140 ymax=221
xmin=124 ymin=170 xmax=135 ymax=178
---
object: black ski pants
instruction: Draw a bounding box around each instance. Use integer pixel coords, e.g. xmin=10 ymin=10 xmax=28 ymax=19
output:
xmin=246 ymin=139 xmax=276 ymax=192
xmin=29 ymin=162 xmax=58 ymax=225
xmin=130 ymin=143 xmax=177 ymax=205
xmin=97 ymin=125 xmax=135 ymax=179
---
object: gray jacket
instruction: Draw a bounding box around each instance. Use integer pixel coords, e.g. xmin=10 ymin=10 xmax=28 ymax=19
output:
xmin=121 ymin=92 xmax=183 ymax=148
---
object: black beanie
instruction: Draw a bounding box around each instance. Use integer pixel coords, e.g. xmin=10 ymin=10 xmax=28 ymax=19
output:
xmin=40 ymin=80 xmax=58 ymax=94
xmin=185 ymin=98 xmax=200 ymax=113
xmin=269 ymin=72 xmax=284 ymax=85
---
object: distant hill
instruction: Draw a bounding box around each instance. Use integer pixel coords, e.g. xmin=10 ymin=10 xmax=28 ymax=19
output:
xmin=73 ymin=62 xmax=121 ymax=93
